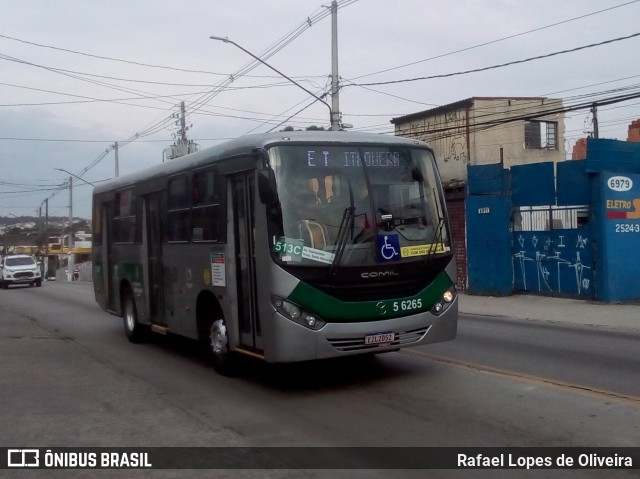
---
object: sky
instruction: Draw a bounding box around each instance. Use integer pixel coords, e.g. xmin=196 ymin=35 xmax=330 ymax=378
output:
xmin=1 ymin=0 xmax=639 ymax=219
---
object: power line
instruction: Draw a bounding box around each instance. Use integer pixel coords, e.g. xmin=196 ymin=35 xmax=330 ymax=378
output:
xmin=394 ymin=92 xmax=640 ymax=142
xmin=16 ymin=0 xmax=360 ymax=192
xmin=349 ymin=32 xmax=640 ymax=88
xmin=0 ymin=33 xmax=320 ymax=80
xmin=350 ymin=0 xmax=640 ymax=81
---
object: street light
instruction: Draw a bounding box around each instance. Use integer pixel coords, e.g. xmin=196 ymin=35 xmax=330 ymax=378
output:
xmin=209 ymin=35 xmax=335 ymax=129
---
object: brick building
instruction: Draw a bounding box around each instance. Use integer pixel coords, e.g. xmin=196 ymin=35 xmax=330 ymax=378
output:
xmin=572 ymin=118 xmax=640 ymax=160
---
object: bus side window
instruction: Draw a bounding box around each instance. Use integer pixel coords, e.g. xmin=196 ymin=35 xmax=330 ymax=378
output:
xmin=113 ymin=189 xmax=136 ymax=243
xmin=192 ymin=169 xmax=220 ymax=242
xmin=167 ymin=176 xmax=189 ymax=242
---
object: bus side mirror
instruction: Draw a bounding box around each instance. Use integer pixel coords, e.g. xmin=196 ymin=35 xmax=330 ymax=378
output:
xmin=258 ymin=169 xmax=279 ymax=205
xmin=253 ymin=147 xmax=279 ymax=205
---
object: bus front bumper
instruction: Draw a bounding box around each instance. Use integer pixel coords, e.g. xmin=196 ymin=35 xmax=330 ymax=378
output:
xmin=263 ymin=297 xmax=458 ymax=363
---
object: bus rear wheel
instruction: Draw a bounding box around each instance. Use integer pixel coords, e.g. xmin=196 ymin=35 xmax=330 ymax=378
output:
xmin=204 ymin=318 xmax=236 ymax=375
xmin=122 ymin=291 xmax=147 ymax=343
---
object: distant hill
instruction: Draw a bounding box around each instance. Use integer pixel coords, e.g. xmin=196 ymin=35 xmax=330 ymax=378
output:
xmin=0 ymin=216 xmax=91 ymax=236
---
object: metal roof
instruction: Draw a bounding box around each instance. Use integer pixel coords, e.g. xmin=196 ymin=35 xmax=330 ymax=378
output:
xmin=390 ymin=96 xmax=553 ymax=124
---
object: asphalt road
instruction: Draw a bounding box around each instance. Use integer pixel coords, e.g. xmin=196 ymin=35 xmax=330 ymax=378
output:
xmin=1 ymin=281 xmax=639 ymax=478
xmin=423 ymin=313 xmax=640 ymax=400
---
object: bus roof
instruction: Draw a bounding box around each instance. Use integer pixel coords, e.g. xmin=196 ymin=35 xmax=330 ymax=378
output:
xmin=93 ymin=131 xmax=431 ymax=195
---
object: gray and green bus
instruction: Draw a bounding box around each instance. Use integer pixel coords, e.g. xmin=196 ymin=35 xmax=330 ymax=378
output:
xmin=92 ymin=131 xmax=458 ymax=374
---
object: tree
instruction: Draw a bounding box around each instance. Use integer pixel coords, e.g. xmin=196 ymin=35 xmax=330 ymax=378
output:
xmin=280 ymin=125 xmax=326 ymax=132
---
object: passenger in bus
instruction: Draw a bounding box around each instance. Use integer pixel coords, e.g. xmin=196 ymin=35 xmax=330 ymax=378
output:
xmin=284 ymin=177 xmax=327 ymax=249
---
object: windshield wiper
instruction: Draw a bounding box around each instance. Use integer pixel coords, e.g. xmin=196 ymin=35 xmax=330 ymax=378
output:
xmin=426 ymin=188 xmax=446 ymax=258
xmin=428 ymin=217 xmax=445 ymax=256
xmin=330 ymin=180 xmax=356 ymax=276
xmin=330 ymin=205 xmax=355 ymax=276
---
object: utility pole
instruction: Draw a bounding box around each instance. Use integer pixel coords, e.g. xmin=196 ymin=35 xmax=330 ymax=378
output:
xmin=114 ymin=141 xmax=119 ymax=177
xmin=67 ymin=177 xmax=73 ymax=281
xmin=44 ymin=198 xmax=49 ymax=279
xmin=330 ymin=0 xmax=341 ymax=131
xmin=591 ymin=103 xmax=599 ymax=139
xmin=68 ymin=177 xmax=73 ymax=245
xmin=180 ymin=101 xmax=187 ymax=142
xmin=164 ymin=101 xmax=199 ymax=160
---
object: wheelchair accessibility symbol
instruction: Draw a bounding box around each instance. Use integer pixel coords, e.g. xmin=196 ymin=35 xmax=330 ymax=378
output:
xmin=377 ymin=234 xmax=400 ymax=262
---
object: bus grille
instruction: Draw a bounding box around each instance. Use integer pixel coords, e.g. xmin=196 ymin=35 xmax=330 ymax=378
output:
xmin=326 ymin=326 xmax=430 ymax=352
xmin=314 ymin=278 xmax=426 ymax=301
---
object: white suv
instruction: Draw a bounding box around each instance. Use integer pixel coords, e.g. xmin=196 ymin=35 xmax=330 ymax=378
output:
xmin=0 ymin=254 xmax=42 ymax=289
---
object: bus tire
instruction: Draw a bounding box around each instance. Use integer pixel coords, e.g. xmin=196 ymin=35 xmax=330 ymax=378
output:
xmin=122 ymin=290 xmax=147 ymax=343
xmin=204 ymin=318 xmax=236 ymax=375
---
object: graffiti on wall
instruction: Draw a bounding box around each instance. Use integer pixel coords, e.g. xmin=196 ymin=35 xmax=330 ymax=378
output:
xmin=403 ymin=110 xmax=469 ymax=187
xmin=512 ymin=230 xmax=592 ymax=296
xmin=438 ymin=111 xmax=469 ymax=168
xmin=441 ymin=111 xmax=468 ymax=165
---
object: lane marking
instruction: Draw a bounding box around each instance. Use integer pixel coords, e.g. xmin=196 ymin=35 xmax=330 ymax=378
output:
xmin=400 ymin=349 xmax=640 ymax=404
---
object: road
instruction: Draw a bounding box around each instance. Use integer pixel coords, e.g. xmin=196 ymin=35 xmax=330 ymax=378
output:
xmin=424 ymin=313 xmax=640 ymax=400
xmin=1 ymin=281 xmax=639 ymax=478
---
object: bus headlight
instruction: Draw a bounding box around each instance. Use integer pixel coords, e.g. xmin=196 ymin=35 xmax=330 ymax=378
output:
xmin=430 ymin=288 xmax=456 ymax=316
xmin=272 ymin=296 xmax=326 ymax=330
xmin=443 ymin=290 xmax=454 ymax=303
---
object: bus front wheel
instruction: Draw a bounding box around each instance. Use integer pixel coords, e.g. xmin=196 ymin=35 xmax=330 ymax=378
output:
xmin=122 ymin=291 xmax=147 ymax=343
xmin=205 ymin=318 xmax=236 ymax=375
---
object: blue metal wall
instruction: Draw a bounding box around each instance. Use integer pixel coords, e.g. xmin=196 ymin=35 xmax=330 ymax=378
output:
xmin=466 ymin=164 xmax=512 ymax=295
xmin=466 ymin=194 xmax=512 ymax=295
xmin=586 ymin=140 xmax=640 ymax=302
xmin=466 ymin=139 xmax=640 ymax=302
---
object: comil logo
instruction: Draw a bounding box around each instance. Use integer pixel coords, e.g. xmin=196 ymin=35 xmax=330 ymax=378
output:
xmin=8 ymin=449 xmax=40 ymax=467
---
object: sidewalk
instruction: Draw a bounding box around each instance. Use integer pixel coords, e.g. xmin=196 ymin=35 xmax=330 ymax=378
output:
xmin=458 ymin=293 xmax=640 ymax=333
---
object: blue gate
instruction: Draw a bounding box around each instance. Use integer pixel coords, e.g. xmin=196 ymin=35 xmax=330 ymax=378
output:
xmin=511 ymin=161 xmax=593 ymax=298
xmin=467 ymin=160 xmax=594 ymax=298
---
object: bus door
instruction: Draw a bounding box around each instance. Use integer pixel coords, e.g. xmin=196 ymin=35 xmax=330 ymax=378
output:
xmin=230 ymin=172 xmax=262 ymax=352
xmin=143 ymin=193 xmax=165 ymax=325
xmin=102 ymin=202 xmax=115 ymax=310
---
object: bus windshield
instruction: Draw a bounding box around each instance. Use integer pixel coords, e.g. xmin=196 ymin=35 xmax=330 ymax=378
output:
xmin=267 ymin=144 xmax=450 ymax=269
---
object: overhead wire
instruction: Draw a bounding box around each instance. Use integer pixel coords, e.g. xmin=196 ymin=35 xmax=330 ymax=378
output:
xmin=347 ymin=32 xmax=640 ymax=88
xmin=393 ymin=92 xmax=640 ymax=146
xmin=3 ymin=0 xmax=638 ymax=210
xmin=0 ymin=0 xmax=360 ymax=209
xmin=349 ymin=0 xmax=640 ymax=81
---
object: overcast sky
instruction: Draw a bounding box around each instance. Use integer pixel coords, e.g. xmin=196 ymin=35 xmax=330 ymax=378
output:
xmin=1 ymin=0 xmax=639 ymax=219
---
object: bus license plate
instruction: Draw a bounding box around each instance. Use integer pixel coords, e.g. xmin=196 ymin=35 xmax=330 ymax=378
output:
xmin=365 ymin=332 xmax=395 ymax=345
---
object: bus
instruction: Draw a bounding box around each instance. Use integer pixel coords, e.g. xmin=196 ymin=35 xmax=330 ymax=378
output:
xmin=92 ymin=131 xmax=458 ymax=374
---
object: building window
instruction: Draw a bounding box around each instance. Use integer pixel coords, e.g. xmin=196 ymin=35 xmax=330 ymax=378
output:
xmin=524 ymin=120 xmax=558 ymax=150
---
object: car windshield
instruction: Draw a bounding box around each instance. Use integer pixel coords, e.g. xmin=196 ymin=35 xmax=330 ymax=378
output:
xmin=266 ymin=144 xmax=451 ymax=269
xmin=5 ymin=257 xmax=36 ymax=267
